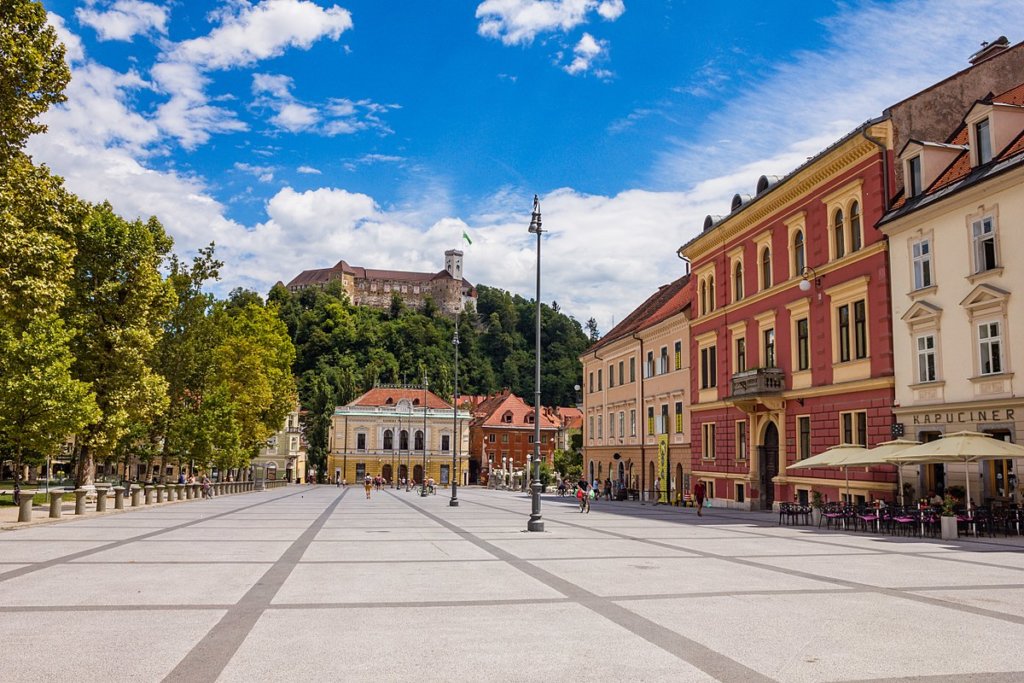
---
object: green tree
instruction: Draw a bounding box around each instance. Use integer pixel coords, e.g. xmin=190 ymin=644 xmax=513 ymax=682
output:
xmin=0 ymin=0 xmax=69 ymax=161
xmin=67 ymin=203 xmax=174 ymax=486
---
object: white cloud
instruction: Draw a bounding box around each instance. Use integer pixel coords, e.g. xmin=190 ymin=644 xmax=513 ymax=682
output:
xmin=47 ymin=12 xmax=85 ymax=63
xmin=234 ymin=162 xmax=276 ymax=183
xmin=296 ymin=165 xmax=322 ymax=174
xmin=168 ymin=0 xmax=353 ymax=70
xmin=563 ymin=32 xmax=606 ymax=75
xmin=271 ymin=102 xmax=320 ymax=132
xmin=475 ymin=0 xmax=625 ymax=46
xmin=251 ymin=74 xmax=397 ymax=135
xmin=151 ymin=61 xmax=247 ymax=149
xmin=76 ymin=0 xmax=169 ymax=42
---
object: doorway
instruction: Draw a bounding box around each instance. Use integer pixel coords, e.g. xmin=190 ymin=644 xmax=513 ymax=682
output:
xmin=758 ymin=421 xmax=779 ymax=509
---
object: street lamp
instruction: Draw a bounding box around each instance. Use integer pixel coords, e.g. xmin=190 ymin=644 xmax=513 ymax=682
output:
xmin=527 ymin=194 xmax=545 ymax=532
xmin=450 ymin=313 xmax=460 ymax=507
xmin=421 ymin=373 xmax=429 ymax=497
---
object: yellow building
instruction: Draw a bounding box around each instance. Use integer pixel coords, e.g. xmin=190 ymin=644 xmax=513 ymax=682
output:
xmin=327 ymin=385 xmax=470 ymax=487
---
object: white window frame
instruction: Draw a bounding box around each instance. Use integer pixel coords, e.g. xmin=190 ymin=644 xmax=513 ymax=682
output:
xmin=701 ymin=422 xmax=716 ymax=460
xmin=911 ymin=237 xmax=933 ymax=290
xmin=917 ymin=334 xmax=937 ymax=383
xmin=978 ymin=321 xmax=1004 ymax=376
xmin=972 ymin=216 xmax=998 ymax=273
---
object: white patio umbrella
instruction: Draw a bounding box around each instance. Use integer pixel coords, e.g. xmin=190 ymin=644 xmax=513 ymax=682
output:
xmin=883 ymin=431 xmax=1024 ymax=511
xmin=787 ymin=443 xmax=869 ymax=502
xmin=860 ymin=439 xmax=921 ymax=505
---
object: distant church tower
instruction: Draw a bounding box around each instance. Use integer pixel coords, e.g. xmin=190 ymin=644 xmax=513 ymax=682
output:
xmin=444 ymin=249 xmax=464 ymax=280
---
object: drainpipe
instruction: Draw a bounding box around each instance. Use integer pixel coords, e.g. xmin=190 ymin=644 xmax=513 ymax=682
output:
xmin=861 ymin=126 xmax=890 ymax=213
xmin=632 ymin=333 xmax=645 ymax=502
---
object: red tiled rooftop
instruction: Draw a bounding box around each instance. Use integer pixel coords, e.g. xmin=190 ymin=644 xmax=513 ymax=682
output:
xmin=349 ymin=387 xmax=452 ymax=410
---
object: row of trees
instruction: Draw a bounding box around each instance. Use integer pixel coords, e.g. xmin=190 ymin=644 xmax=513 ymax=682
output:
xmin=0 ymin=1 xmax=296 ymax=485
xmin=270 ymin=282 xmax=590 ymax=477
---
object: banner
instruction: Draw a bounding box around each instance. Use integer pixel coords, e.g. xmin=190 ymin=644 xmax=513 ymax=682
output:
xmin=658 ymin=434 xmax=669 ymax=504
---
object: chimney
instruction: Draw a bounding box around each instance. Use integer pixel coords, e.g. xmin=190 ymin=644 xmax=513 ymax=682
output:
xmin=969 ymin=36 xmax=1010 ymax=65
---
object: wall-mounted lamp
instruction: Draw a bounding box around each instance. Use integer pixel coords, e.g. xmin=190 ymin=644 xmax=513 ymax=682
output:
xmin=798 ymin=266 xmax=821 ymax=292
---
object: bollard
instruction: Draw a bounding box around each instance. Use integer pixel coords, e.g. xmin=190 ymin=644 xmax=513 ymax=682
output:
xmin=185 ymin=484 xmax=194 ymax=500
xmin=17 ymin=492 xmax=34 ymax=522
xmin=96 ymin=488 xmax=108 ymax=512
xmin=131 ymin=486 xmax=143 ymax=507
xmin=49 ymin=490 xmax=63 ymax=518
xmin=176 ymin=484 xmax=185 ymax=501
xmin=144 ymin=485 xmax=155 ymax=505
xmin=155 ymin=485 xmax=165 ymax=503
xmin=166 ymin=485 xmax=176 ymax=502
xmin=74 ymin=488 xmax=89 ymax=515
xmin=113 ymin=486 xmax=125 ymax=510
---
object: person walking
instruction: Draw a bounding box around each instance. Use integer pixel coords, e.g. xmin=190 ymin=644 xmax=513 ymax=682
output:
xmin=603 ymin=478 xmax=612 ymax=501
xmin=654 ymin=476 xmax=661 ymax=505
xmin=364 ymin=475 xmax=372 ymax=499
xmin=694 ymin=479 xmax=707 ymax=517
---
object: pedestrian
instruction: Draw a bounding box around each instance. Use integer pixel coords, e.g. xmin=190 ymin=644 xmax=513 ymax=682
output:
xmin=364 ymin=475 xmax=372 ymax=499
xmin=177 ymin=472 xmax=186 ymax=485
xmin=654 ymin=476 xmax=661 ymax=504
xmin=603 ymin=478 xmax=612 ymax=501
xmin=694 ymin=480 xmax=707 ymax=517
xmin=13 ymin=479 xmax=21 ymax=506
xmin=577 ymin=477 xmax=590 ymax=513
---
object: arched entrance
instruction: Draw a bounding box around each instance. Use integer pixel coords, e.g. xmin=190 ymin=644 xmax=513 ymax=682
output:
xmin=758 ymin=421 xmax=780 ymax=509
xmin=399 ymin=463 xmax=408 ymax=482
xmin=382 ymin=464 xmax=393 ymax=483
xmin=413 ymin=464 xmax=423 ymax=483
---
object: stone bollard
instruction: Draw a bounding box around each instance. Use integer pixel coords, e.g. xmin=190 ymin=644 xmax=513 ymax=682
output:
xmin=74 ymin=488 xmax=89 ymax=515
xmin=156 ymin=485 xmax=165 ymax=503
xmin=96 ymin=488 xmax=108 ymax=512
xmin=49 ymin=490 xmax=63 ymax=518
xmin=113 ymin=486 xmax=125 ymax=510
xmin=18 ymin=492 xmax=34 ymax=522
xmin=176 ymin=484 xmax=185 ymax=501
xmin=144 ymin=485 xmax=155 ymax=505
xmin=166 ymin=485 xmax=176 ymax=502
xmin=185 ymin=484 xmax=194 ymax=500
xmin=131 ymin=486 xmax=143 ymax=507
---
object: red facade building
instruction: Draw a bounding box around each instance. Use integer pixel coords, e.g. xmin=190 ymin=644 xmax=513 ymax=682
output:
xmin=470 ymin=390 xmax=560 ymax=481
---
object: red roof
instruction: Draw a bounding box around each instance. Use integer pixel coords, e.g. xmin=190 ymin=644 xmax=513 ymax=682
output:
xmin=349 ymin=387 xmax=452 ymax=410
xmin=469 ymin=391 xmax=560 ymax=430
xmin=587 ymin=273 xmax=691 ymax=355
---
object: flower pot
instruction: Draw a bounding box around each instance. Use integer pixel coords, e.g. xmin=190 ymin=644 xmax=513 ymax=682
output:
xmin=940 ymin=515 xmax=958 ymax=540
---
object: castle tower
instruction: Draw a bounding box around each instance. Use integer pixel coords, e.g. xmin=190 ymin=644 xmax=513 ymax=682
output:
xmin=444 ymin=249 xmax=464 ymax=280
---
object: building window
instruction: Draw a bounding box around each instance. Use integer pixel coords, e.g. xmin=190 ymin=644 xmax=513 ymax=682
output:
xmin=912 ymin=238 xmax=932 ymax=289
xmin=702 ymin=422 xmax=716 ymax=459
xmin=917 ymin=334 xmax=937 ymax=383
xmin=609 ymin=412 xmax=615 ymax=438
xmin=850 ymin=201 xmax=861 ymax=252
xmin=841 ymin=411 xmax=867 ymax=446
xmin=619 ymin=411 xmax=624 ymax=438
xmin=528 ymin=434 xmax=535 ymax=444
xmin=793 ymin=230 xmax=805 ymax=276
xmin=384 ymin=429 xmax=394 ymax=450
xmin=608 ymin=364 xmax=614 ymax=388
xmin=972 ymin=216 xmax=997 ymax=272
xmin=597 ymin=369 xmax=602 ymax=391
xmin=708 ymin=276 xmax=715 ymax=312
xmin=838 ymin=304 xmax=851 ymax=362
xmin=618 ymin=360 xmax=624 ymax=384
xmin=659 ymin=346 xmax=669 ymax=374
xmin=908 ymin=155 xmax=922 ymax=197
xmin=588 ymin=372 xmax=593 ymax=393
xmin=979 ymin=321 xmax=1003 ymax=375
xmin=763 ymin=328 xmax=775 ymax=368
xmin=629 ymin=409 xmax=636 ymax=436
xmin=588 ymin=417 xmax=594 ymax=440
xmin=674 ymin=341 xmax=682 ymax=371
xmin=647 ymin=407 xmax=655 ymax=436
xmin=736 ymin=420 xmax=747 ymax=460
xmin=441 ymin=434 xmax=450 ymax=452
xmin=798 ymin=416 xmax=811 ymax=459
xmin=660 ymin=404 xmax=669 ymax=434
xmin=675 ymin=402 xmax=683 ymax=433
xmin=976 ymin=118 xmax=992 ymax=164
xmin=833 ymin=209 xmax=845 ymax=259
xmin=796 ymin=318 xmax=809 ymax=371
xmin=761 ymin=247 xmax=772 ymax=290
xmin=700 ymin=280 xmax=707 ymax=315
xmin=597 ymin=415 xmax=603 ymax=439
xmin=629 ymin=357 xmax=636 ymax=383
xmin=736 ymin=337 xmax=746 ymax=373
xmin=646 ymin=351 xmax=654 ymax=378
xmin=854 ymin=300 xmax=867 ymax=360
xmin=501 ymin=433 xmax=509 ymax=443
xmin=356 ymin=432 xmax=366 ymax=451
xmin=700 ymin=345 xmax=717 ymax=389
xmin=415 ymin=430 xmax=424 ymax=451
xmin=734 ymin=261 xmax=744 ymax=301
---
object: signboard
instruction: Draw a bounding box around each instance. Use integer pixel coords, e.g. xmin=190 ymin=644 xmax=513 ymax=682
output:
xmin=440 ymin=464 xmax=450 ymax=485
xmin=658 ymin=434 xmax=669 ymax=504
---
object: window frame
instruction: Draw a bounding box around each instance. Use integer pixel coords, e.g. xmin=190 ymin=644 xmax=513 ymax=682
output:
xmin=796 ymin=318 xmax=809 ymax=371
xmin=797 ymin=415 xmax=811 ymax=460
xmin=911 ymin=237 xmax=933 ymax=290
xmin=978 ymin=320 xmax=1004 ymax=376
xmin=701 ymin=422 xmax=717 ymax=460
xmin=917 ymin=333 xmax=937 ymax=383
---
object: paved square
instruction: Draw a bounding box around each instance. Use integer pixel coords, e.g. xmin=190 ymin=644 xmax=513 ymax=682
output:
xmin=2 ymin=486 xmax=1023 ymax=682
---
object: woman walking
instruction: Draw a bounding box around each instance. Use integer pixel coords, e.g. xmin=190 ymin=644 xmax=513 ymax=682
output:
xmin=364 ymin=475 xmax=372 ymax=499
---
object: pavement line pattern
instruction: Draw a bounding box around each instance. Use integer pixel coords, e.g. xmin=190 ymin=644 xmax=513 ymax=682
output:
xmin=388 ymin=489 xmax=774 ymax=683
xmin=0 ymin=488 xmax=309 ymax=583
xmin=161 ymin=488 xmax=347 ymax=683
xmin=474 ymin=497 xmax=1024 ymax=628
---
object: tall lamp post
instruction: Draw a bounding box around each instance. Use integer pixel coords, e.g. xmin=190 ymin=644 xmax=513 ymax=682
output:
xmin=450 ymin=314 xmax=460 ymax=507
xmin=527 ymin=194 xmax=545 ymax=532
xmin=421 ymin=374 xmax=429 ymax=497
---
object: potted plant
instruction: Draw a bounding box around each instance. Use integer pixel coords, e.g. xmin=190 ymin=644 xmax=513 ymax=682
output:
xmin=810 ymin=490 xmax=824 ymax=526
xmin=940 ymin=494 xmax=958 ymax=540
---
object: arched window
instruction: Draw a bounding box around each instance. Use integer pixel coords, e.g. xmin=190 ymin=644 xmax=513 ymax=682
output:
xmin=761 ymin=247 xmax=772 ymax=290
xmin=833 ymin=209 xmax=846 ymax=259
xmin=383 ymin=429 xmax=394 ymax=450
xmin=794 ymin=230 xmax=805 ymax=276
xmin=850 ymin=201 xmax=861 ymax=252
xmin=733 ymin=261 xmax=744 ymax=301
xmin=414 ymin=430 xmax=424 ymax=451
xmin=700 ymin=280 xmax=707 ymax=315
xmin=708 ymin=276 xmax=715 ymax=312
xmin=400 ymin=430 xmax=409 ymax=450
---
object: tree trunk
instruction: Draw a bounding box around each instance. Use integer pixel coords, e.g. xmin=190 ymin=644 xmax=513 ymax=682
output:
xmin=76 ymin=443 xmax=96 ymax=488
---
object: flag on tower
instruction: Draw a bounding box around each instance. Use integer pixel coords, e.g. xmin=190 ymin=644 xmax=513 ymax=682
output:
xmin=462 ymin=230 xmax=472 ymax=246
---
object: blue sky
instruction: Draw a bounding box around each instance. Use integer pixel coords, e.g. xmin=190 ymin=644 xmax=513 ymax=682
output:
xmin=31 ymin=0 xmax=1024 ymax=331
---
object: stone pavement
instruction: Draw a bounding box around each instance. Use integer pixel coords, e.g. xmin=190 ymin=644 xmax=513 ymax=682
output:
xmin=2 ymin=486 xmax=1024 ymax=682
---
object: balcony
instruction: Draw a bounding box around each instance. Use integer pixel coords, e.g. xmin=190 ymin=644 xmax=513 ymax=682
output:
xmin=730 ymin=368 xmax=785 ymax=411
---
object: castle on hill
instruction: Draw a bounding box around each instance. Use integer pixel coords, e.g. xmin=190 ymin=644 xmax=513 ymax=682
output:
xmin=286 ymin=249 xmax=476 ymax=316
